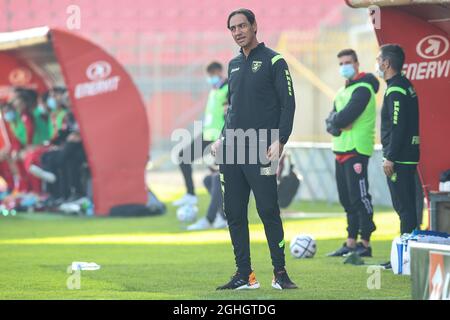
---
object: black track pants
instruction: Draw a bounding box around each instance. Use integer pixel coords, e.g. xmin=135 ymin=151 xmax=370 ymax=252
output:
xmin=220 ymin=160 xmax=285 ymax=275
xmin=386 ymin=164 xmax=418 ymax=234
xmin=335 ymin=155 xmax=376 ymax=241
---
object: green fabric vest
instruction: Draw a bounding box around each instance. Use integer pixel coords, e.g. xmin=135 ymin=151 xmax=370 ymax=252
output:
xmin=10 ymin=117 xmax=27 ymax=146
xmin=49 ymin=109 xmax=68 ymax=139
xmin=203 ymin=84 xmax=228 ymax=141
xmin=32 ymin=108 xmax=51 ymax=145
xmin=332 ymin=82 xmax=376 ymax=156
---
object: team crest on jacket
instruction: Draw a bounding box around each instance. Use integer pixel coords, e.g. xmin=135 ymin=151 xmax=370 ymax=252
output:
xmin=353 ymin=163 xmax=362 ymax=175
xmin=252 ymin=61 xmax=262 ymax=73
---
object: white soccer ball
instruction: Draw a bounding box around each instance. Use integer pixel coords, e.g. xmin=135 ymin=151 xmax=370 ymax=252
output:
xmin=176 ymin=204 xmax=198 ymax=222
xmin=290 ymin=234 xmax=317 ymax=258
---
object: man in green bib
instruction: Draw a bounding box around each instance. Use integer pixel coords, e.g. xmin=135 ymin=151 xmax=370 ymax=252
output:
xmin=174 ymin=62 xmax=228 ymax=207
xmin=326 ymin=49 xmax=379 ymax=257
xmin=32 ymin=91 xmax=51 ymax=145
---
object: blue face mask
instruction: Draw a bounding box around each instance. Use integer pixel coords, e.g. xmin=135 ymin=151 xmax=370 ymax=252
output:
xmin=37 ymin=104 xmax=47 ymax=114
xmin=47 ymin=97 xmax=57 ymax=110
xmin=207 ymin=75 xmax=221 ymax=87
xmin=339 ymin=64 xmax=356 ymax=79
xmin=375 ymin=62 xmax=385 ymax=79
xmin=4 ymin=110 xmax=16 ymax=122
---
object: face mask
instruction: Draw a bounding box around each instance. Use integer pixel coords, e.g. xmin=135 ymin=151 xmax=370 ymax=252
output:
xmin=207 ymin=75 xmax=221 ymax=87
xmin=375 ymin=62 xmax=385 ymax=79
xmin=339 ymin=64 xmax=356 ymax=79
xmin=4 ymin=110 xmax=16 ymax=122
xmin=37 ymin=104 xmax=47 ymax=114
xmin=47 ymin=97 xmax=57 ymax=110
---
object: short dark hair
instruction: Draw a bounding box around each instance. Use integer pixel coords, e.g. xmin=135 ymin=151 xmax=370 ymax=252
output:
xmin=52 ymin=86 xmax=67 ymax=94
xmin=13 ymin=87 xmax=37 ymax=110
xmin=227 ymin=8 xmax=256 ymax=29
xmin=206 ymin=62 xmax=223 ymax=73
xmin=337 ymin=49 xmax=358 ymax=63
xmin=380 ymin=44 xmax=405 ymax=72
xmin=41 ymin=90 xmax=50 ymax=102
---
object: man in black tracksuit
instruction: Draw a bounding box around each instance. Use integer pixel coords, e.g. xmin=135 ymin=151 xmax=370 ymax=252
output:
xmin=377 ymin=44 xmax=420 ymax=235
xmin=212 ymin=9 xmax=297 ymax=290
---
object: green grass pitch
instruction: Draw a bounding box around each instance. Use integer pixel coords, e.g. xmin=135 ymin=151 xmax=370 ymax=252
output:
xmin=0 ymin=186 xmax=412 ymax=300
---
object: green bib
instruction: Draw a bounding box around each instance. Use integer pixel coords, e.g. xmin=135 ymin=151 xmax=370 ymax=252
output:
xmin=332 ymin=82 xmax=376 ymax=156
xmin=10 ymin=117 xmax=27 ymax=146
xmin=49 ymin=109 xmax=68 ymax=139
xmin=32 ymin=108 xmax=51 ymax=145
xmin=203 ymin=84 xmax=228 ymax=141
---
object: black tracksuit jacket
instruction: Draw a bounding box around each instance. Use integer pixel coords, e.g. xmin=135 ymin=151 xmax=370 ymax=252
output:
xmin=224 ymin=42 xmax=296 ymax=145
xmin=381 ymin=73 xmax=420 ymax=163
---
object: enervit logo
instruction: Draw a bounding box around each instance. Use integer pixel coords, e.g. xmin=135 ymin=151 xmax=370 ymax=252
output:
xmin=416 ymin=35 xmax=449 ymax=59
xmin=75 ymin=61 xmax=120 ymax=99
xmin=86 ymin=61 xmax=112 ymax=81
xmin=9 ymin=67 xmax=32 ymax=85
xmin=403 ymin=35 xmax=450 ymax=80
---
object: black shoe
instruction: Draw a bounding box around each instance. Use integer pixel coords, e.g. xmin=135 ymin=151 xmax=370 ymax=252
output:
xmin=272 ymin=269 xmax=298 ymax=290
xmin=327 ymin=242 xmax=356 ymax=257
xmin=356 ymin=242 xmax=372 ymax=257
xmin=216 ymin=271 xmax=260 ymax=290
xmin=343 ymin=252 xmax=365 ymax=265
xmin=380 ymin=261 xmax=392 ymax=270
xmin=43 ymin=196 xmax=64 ymax=208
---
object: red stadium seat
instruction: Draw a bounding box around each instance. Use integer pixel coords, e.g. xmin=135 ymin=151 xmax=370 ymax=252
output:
xmin=1 ymin=0 xmax=343 ymax=118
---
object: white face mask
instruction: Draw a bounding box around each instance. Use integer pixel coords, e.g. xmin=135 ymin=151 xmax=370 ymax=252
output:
xmin=375 ymin=62 xmax=385 ymax=79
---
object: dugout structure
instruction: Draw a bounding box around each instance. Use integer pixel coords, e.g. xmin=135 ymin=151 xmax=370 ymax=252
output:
xmin=0 ymin=27 xmax=150 ymax=215
xmin=347 ymin=0 xmax=450 ymax=215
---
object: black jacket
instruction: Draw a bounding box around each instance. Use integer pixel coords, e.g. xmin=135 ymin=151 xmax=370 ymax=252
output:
xmin=224 ymin=43 xmax=296 ymax=145
xmin=381 ymin=73 xmax=420 ymax=163
xmin=326 ymin=73 xmax=379 ymax=138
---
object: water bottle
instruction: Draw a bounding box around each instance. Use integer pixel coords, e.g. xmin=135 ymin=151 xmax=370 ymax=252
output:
xmin=86 ymin=203 xmax=94 ymax=217
xmin=71 ymin=262 xmax=101 ymax=271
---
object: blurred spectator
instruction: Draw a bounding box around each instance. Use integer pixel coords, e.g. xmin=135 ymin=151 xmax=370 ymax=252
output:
xmin=0 ymin=86 xmax=90 ymax=211
xmin=0 ymin=102 xmax=14 ymax=191
xmin=7 ymin=88 xmax=37 ymax=192
xmin=32 ymin=91 xmax=51 ymax=145
xmin=173 ymin=61 xmax=228 ymax=207
xmin=38 ymin=88 xmax=88 ymax=205
xmin=187 ymin=166 xmax=227 ymax=231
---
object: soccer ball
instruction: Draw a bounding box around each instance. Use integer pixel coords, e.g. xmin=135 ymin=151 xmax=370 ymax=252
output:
xmin=176 ymin=204 xmax=198 ymax=222
xmin=290 ymin=234 xmax=317 ymax=258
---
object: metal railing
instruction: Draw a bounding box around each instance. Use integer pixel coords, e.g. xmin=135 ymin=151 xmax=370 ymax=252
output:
xmin=285 ymin=142 xmax=392 ymax=206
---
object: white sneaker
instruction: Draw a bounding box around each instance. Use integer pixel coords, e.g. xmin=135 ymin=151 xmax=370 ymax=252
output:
xmin=172 ymin=194 xmax=198 ymax=206
xmin=59 ymin=202 xmax=81 ymax=213
xmin=212 ymin=213 xmax=228 ymax=229
xmin=186 ymin=217 xmax=212 ymax=231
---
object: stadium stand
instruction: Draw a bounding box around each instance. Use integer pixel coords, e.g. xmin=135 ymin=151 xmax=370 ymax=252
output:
xmin=0 ymin=0 xmax=343 ymax=142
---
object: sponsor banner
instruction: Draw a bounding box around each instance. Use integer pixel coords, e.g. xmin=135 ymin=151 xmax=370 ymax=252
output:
xmin=0 ymin=52 xmax=47 ymax=101
xmin=403 ymin=35 xmax=450 ymax=80
xmin=428 ymin=251 xmax=450 ymax=300
xmin=374 ymin=8 xmax=450 ymax=192
xmin=410 ymin=242 xmax=450 ymax=300
xmin=74 ymin=61 xmax=121 ymax=99
xmin=51 ymin=29 xmax=149 ymax=214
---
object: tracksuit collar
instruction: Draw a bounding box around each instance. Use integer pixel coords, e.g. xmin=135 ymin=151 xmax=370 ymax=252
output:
xmin=386 ymin=73 xmax=402 ymax=85
xmin=240 ymin=42 xmax=265 ymax=57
